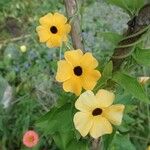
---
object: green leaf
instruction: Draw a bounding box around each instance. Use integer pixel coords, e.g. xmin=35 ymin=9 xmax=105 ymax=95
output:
xmin=36 ymin=103 xmax=74 ymax=134
xmin=36 ymin=107 xmax=57 ymax=124
xmin=101 ymin=32 xmax=122 ymax=46
xmin=102 ymin=61 xmax=113 ymax=77
xmin=133 ymin=48 xmax=150 ymax=67
xmin=103 ymin=130 xmax=116 ymax=150
xmin=52 ymin=131 xmax=74 ymax=150
xmin=107 ymin=0 xmax=144 ymax=15
xmin=114 ymin=93 xmax=135 ymax=105
xmin=112 ymin=72 xmax=149 ymax=103
xmin=36 ymin=104 xmax=88 ymax=150
xmin=94 ymin=61 xmax=113 ymax=91
xmin=55 ymin=88 xmax=75 ymax=107
xmin=67 ymin=139 xmax=88 ymax=150
xmin=110 ymin=134 xmax=136 ymax=150
xmin=53 ymin=131 xmax=89 ymax=150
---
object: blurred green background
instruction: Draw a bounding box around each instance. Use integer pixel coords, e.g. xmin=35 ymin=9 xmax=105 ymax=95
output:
xmin=0 ymin=0 xmax=150 ymax=150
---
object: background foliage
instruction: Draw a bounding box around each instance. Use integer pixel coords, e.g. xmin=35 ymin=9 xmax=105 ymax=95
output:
xmin=0 ymin=0 xmax=149 ymax=150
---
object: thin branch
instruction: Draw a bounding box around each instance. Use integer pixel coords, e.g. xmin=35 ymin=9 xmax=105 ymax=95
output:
xmin=91 ymin=138 xmax=100 ymax=150
xmin=64 ymin=0 xmax=84 ymax=50
xmin=0 ymin=34 xmax=31 ymax=45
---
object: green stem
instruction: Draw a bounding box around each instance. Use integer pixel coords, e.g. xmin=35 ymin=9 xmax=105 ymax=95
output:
xmin=116 ymin=39 xmax=142 ymax=48
xmin=59 ymin=43 xmax=63 ymax=60
xmin=122 ymin=25 xmax=150 ymax=40
xmin=113 ymin=46 xmax=135 ymax=59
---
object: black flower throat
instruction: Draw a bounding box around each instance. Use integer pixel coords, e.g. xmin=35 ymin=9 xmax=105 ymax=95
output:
xmin=50 ymin=26 xmax=58 ymax=34
xmin=74 ymin=66 xmax=82 ymax=76
xmin=92 ymin=108 xmax=102 ymax=116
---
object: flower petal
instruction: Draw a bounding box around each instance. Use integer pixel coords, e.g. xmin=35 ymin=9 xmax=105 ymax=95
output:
xmin=73 ymin=112 xmax=93 ymax=137
xmin=103 ymin=104 xmax=125 ymax=125
xmin=63 ymin=77 xmax=82 ymax=96
xmin=53 ymin=13 xmax=68 ymax=24
xmin=95 ymin=89 xmax=115 ymax=108
xmin=46 ymin=40 xmax=52 ymax=48
xmin=36 ymin=26 xmax=50 ymax=42
xmin=46 ymin=35 xmax=62 ymax=48
xmin=56 ymin=60 xmax=73 ymax=82
xmin=90 ymin=117 xmax=112 ymax=139
xmin=39 ymin=13 xmax=53 ymax=25
xmin=75 ymin=90 xmax=98 ymax=112
xmin=81 ymin=53 xmax=99 ymax=69
xmin=64 ymin=24 xmax=71 ymax=33
xmin=64 ymin=50 xmax=83 ymax=66
xmin=81 ymin=70 xmax=101 ymax=90
xmin=58 ymin=24 xmax=71 ymax=36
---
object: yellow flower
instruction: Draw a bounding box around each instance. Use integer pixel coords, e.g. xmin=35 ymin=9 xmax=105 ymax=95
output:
xmin=56 ymin=49 xmax=101 ymax=96
xmin=73 ymin=90 xmax=125 ymax=139
xmin=20 ymin=45 xmax=27 ymax=53
xmin=36 ymin=12 xmax=71 ymax=48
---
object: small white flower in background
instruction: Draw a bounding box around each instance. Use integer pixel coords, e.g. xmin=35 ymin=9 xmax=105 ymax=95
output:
xmin=20 ymin=45 xmax=27 ymax=53
xmin=7 ymin=53 xmax=12 ymax=58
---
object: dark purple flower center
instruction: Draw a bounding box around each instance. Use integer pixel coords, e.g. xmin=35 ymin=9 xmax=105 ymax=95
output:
xmin=50 ymin=26 xmax=58 ymax=34
xmin=73 ymin=66 xmax=82 ymax=76
xmin=92 ymin=108 xmax=102 ymax=116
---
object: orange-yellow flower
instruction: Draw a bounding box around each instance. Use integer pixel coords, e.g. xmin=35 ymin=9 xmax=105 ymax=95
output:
xmin=36 ymin=12 xmax=71 ymax=48
xmin=23 ymin=130 xmax=39 ymax=148
xmin=56 ymin=49 xmax=101 ymax=95
xmin=73 ymin=90 xmax=125 ymax=139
